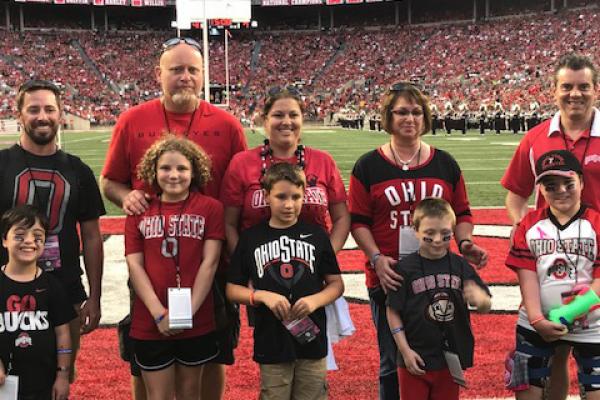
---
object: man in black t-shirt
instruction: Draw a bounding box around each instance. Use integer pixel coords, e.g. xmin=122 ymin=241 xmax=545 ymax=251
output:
xmin=0 ymin=80 xmax=105 ymax=382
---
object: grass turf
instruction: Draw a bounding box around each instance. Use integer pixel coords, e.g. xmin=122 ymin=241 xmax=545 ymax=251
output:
xmin=1 ymin=127 xmax=524 ymax=215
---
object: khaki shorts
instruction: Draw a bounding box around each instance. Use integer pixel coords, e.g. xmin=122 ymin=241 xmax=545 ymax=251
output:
xmin=260 ymin=358 xmax=328 ymax=400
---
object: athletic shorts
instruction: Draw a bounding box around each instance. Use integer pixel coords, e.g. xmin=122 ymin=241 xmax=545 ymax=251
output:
xmin=210 ymin=308 xmax=240 ymax=365
xmin=134 ymin=332 xmax=219 ymax=372
xmin=516 ymin=325 xmax=600 ymax=392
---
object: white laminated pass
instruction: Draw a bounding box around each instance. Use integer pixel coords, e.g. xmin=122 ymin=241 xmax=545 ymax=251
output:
xmin=0 ymin=375 xmax=18 ymax=400
xmin=168 ymin=287 xmax=193 ymax=329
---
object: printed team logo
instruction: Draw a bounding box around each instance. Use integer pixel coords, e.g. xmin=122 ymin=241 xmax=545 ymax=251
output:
xmin=547 ymin=258 xmax=575 ymax=280
xmin=251 ymin=187 xmax=328 ymax=209
xmin=15 ymin=332 xmax=32 ymax=348
xmin=306 ymin=174 xmax=318 ymax=187
xmin=268 ymin=262 xmax=306 ymax=289
xmin=427 ymin=292 xmax=455 ymax=323
xmin=539 ymin=153 xmax=566 ymax=171
xmin=13 ymin=168 xmax=70 ymax=234
xmin=584 ymin=154 xmax=600 ymax=165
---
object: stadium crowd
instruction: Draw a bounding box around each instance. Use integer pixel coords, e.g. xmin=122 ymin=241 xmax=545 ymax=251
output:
xmin=0 ymin=5 xmax=598 ymax=126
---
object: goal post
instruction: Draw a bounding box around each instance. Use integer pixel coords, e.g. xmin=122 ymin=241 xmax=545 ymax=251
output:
xmin=174 ymin=0 xmax=251 ymax=105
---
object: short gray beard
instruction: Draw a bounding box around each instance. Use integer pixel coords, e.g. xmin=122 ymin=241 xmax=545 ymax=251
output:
xmin=171 ymin=91 xmax=199 ymax=109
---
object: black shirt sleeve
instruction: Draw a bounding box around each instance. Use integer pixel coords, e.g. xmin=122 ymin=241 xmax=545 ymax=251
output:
xmin=316 ymin=227 xmax=341 ymax=277
xmin=386 ymin=261 xmax=408 ymax=311
xmin=227 ymin=231 xmax=250 ymax=286
xmin=456 ymin=253 xmax=491 ymax=296
xmin=76 ymin=157 xmax=107 ymax=221
xmin=47 ymin=273 xmax=77 ymax=327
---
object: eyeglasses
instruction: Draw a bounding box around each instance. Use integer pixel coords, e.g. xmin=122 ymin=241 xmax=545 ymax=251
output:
xmin=267 ymin=85 xmax=301 ymax=98
xmin=161 ymin=37 xmax=202 ymax=54
xmin=390 ymin=108 xmax=424 ymax=118
xmin=18 ymin=79 xmax=60 ymax=95
xmin=422 ymin=234 xmax=452 ymax=243
xmin=390 ymin=82 xmax=423 ymax=92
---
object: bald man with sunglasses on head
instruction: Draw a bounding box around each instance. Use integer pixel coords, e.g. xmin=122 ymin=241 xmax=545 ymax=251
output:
xmin=100 ymin=37 xmax=247 ymax=400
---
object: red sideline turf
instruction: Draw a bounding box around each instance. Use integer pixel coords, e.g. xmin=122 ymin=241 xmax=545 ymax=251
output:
xmin=101 ymin=218 xmax=517 ymax=283
xmin=73 ymin=306 xmax=579 ymax=399
xmin=100 ymin=208 xmax=512 ymax=235
xmin=336 ymin=238 xmax=516 ymax=284
xmin=472 ymin=208 xmax=511 ymax=225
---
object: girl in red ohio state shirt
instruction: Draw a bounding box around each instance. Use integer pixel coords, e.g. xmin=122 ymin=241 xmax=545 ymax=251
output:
xmin=125 ymin=136 xmax=224 ymax=400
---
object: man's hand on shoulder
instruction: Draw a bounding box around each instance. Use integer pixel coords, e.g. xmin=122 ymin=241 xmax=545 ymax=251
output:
xmin=123 ymin=190 xmax=152 ymax=215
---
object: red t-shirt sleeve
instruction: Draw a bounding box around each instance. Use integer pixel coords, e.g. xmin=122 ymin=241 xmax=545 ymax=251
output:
xmin=219 ymin=154 xmax=245 ymax=207
xmin=505 ymin=218 xmax=536 ymax=272
xmin=325 ymin=154 xmax=347 ymax=204
xmin=229 ymin=120 xmax=248 ymax=155
xmin=205 ymin=198 xmax=225 ymax=241
xmin=101 ymin=115 xmax=131 ymax=184
xmin=501 ymin=138 xmax=536 ymax=199
xmin=124 ymin=214 xmax=143 ymax=256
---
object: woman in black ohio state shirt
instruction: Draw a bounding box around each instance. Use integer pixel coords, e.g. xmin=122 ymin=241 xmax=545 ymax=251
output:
xmin=348 ymin=82 xmax=488 ymax=400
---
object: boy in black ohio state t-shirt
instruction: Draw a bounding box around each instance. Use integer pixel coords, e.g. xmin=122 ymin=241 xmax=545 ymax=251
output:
xmin=0 ymin=205 xmax=76 ymax=400
xmin=227 ymin=163 xmax=344 ymax=400
xmin=386 ymin=198 xmax=491 ymax=400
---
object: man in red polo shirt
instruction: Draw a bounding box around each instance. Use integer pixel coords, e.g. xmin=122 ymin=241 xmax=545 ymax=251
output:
xmin=502 ymin=52 xmax=600 ymax=400
xmin=100 ymin=37 xmax=246 ymax=400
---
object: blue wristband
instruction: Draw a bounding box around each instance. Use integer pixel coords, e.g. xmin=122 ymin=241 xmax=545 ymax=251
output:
xmin=390 ymin=326 xmax=404 ymax=335
xmin=155 ymin=310 xmax=168 ymax=324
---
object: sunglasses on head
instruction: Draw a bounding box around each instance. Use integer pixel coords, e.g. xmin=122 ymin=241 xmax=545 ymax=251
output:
xmin=161 ymin=37 xmax=202 ymax=54
xmin=18 ymin=79 xmax=60 ymax=95
xmin=267 ymin=85 xmax=301 ymax=98
xmin=390 ymin=82 xmax=423 ymax=92
xmin=422 ymin=234 xmax=452 ymax=243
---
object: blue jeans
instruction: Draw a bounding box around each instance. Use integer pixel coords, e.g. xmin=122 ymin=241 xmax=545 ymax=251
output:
xmin=368 ymin=286 xmax=400 ymax=400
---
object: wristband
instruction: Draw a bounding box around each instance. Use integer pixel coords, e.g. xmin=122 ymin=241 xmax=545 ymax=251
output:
xmin=154 ymin=310 xmax=168 ymax=324
xmin=56 ymin=366 xmax=70 ymax=372
xmin=249 ymin=290 xmax=256 ymax=307
xmin=458 ymin=239 xmax=472 ymax=254
xmin=57 ymin=348 xmax=72 ymax=355
xmin=369 ymin=253 xmax=381 ymax=269
xmin=390 ymin=326 xmax=404 ymax=335
xmin=529 ymin=316 xmax=545 ymax=326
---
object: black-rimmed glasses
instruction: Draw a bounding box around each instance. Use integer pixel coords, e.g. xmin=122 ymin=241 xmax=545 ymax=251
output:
xmin=390 ymin=109 xmax=424 ymax=118
xmin=161 ymin=37 xmax=202 ymax=54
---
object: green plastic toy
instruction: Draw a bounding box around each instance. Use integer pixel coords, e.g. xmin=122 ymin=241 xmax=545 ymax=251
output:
xmin=548 ymin=288 xmax=600 ymax=325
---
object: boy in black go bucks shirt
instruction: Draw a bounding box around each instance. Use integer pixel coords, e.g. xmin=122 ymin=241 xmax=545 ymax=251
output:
xmin=0 ymin=205 xmax=76 ymax=400
xmin=386 ymin=198 xmax=491 ymax=400
xmin=227 ymin=163 xmax=344 ymax=400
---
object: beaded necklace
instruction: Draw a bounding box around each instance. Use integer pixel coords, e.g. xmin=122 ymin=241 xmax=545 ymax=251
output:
xmin=259 ymin=139 xmax=305 ymax=179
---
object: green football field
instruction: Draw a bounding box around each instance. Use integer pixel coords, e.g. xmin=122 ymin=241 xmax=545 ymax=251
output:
xmin=0 ymin=127 xmax=522 ymax=216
